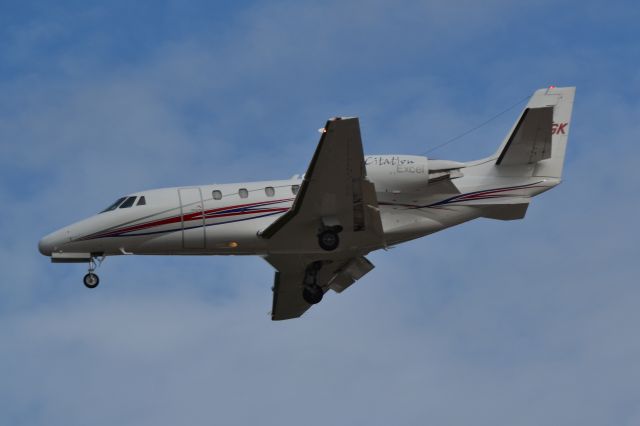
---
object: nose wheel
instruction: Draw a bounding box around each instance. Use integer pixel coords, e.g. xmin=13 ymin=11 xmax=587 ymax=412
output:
xmin=83 ymin=255 xmax=104 ymax=289
xmin=83 ymin=272 xmax=100 ymax=288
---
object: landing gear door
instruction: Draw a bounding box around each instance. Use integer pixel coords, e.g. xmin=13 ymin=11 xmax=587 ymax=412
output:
xmin=178 ymin=188 xmax=205 ymax=249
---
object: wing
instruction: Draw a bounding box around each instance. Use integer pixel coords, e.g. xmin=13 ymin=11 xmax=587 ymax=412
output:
xmin=260 ymin=117 xmax=384 ymax=253
xmin=265 ymin=254 xmax=375 ymax=320
xmin=496 ymin=106 xmax=554 ymax=166
xmin=261 ymin=117 xmax=383 ymax=320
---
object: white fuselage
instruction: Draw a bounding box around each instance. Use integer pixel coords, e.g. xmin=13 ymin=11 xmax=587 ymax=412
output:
xmin=38 ymin=155 xmax=558 ymax=258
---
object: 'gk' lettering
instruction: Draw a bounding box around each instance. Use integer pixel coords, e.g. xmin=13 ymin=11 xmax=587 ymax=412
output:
xmin=552 ymin=122 xmax=568 ymax=135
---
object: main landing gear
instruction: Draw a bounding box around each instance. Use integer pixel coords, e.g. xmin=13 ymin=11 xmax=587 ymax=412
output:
xmin=302 ymin=261 xmax=324 ymax=305
xmin=317 ymin=225 xmax=343 ymax=251
xmin=83 ymin=255 xmax=104 ymax=289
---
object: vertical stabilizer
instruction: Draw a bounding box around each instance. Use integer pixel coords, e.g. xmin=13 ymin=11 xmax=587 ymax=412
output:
xmin=495 ymin=87 xmax=575 ymax=179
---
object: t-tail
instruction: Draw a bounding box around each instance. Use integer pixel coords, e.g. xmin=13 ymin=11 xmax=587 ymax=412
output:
xmin=494 ymin=86 xmax=575 ymax=180
xmin=463 ymin=86 xmax=575 ymax=221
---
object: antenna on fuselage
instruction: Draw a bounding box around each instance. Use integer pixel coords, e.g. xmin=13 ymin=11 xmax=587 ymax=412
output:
xmin=420 ymin=93 xmax=530 ymax=156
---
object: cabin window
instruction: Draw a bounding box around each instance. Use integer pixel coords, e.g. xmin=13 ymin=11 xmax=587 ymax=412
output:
xmin=212 ymin=190 xmax=222 ymax=200
xmin=291 ymin=185 xmax=300 ymax=195
xmin=136 ymin=196 xmax=146 ymax=206
xmin=265 ymin=186 xmax=275 ymax=197
xmin=101 ymin=197 xmax=127 ymax=213
xmin=239 ymin=188 xmax=249 ymax=199
xmin=119 ymin=196 xmax=137 ymax=208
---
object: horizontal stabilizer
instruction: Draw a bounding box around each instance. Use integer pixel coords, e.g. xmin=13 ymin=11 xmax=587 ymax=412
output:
xmin=478 ymin=198 xmax=530 ymax=221
xmin=496 ymin=106 xmax=553 ymax=166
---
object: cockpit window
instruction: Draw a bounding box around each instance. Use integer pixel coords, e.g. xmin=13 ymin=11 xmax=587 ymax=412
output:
xmin=119 ymin=196 xmax=137 ymax=208
xmin=101 ymin=197 xmax=127 ymax=213
xmin=136 ymin=196 xmax=146 ymax=206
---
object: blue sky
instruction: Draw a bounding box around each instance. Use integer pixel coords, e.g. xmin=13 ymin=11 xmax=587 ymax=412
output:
xmin=1 ymin=1 xmax=640 ymax=425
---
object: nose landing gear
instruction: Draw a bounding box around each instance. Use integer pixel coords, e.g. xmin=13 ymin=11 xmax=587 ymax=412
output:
xmin=83 ymin=256 xmax=104 ymax=289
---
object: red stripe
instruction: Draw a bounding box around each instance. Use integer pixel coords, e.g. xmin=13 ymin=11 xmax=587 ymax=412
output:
xmin=85 ymin=200 xmax=293 ymax=239
xmin=202 ymin=207 xmax=289 ymax=220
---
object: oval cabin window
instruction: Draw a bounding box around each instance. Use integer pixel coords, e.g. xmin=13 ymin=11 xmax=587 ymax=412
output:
xmin=291 ymin=185 xmax=300 ymax=195
xmin=265 ymin=186 xmax=275 ymax=197
xmin=212 ymin=190 xmax=222 ymax=200
xmin=239 ymin=188 xmax=249 ymax=199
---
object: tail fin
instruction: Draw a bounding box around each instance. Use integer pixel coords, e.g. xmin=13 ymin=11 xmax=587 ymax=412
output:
xmin=495 ymin=87 xmax=575 ymax=179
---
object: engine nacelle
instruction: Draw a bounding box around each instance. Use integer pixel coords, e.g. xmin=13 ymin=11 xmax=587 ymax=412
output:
xmin=365 ymin=155 xmax=429 ymax=194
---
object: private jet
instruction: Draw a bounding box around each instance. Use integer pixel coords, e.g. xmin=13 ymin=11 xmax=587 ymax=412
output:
xmin=39 ymin=86 xmax=575 ymax=320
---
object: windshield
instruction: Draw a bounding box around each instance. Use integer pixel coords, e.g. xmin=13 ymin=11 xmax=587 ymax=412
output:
xmin=101 ymin=197 xmax=126 ymax=213
xmin=119 ymin=196 xmax=137 ymax=208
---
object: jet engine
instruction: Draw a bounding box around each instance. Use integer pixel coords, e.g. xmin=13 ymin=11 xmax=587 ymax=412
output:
xmin=365 ymin=155 xmax=464 ymax=194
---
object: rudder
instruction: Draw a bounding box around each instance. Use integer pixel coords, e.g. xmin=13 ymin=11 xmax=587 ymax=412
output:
xmin=533 ymin=86 xmax=575 ymax=179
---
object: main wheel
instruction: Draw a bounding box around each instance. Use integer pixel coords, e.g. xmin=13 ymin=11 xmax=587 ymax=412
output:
xmin=318 ymin=230 xmax=339 ymax=251
xmin=83 ymin=273 xmax=100 ymax=289
xmin=302 ymin=284 xmax=323 ymax=304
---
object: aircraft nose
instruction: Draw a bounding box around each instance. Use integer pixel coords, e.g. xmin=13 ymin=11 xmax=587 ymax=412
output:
xmin=38 ymin=229 xmax=68 ymax=256
xmin=38 ymin=234 xmax=54 ymax=256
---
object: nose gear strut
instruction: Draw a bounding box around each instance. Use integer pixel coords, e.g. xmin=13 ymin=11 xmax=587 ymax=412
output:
xmin=83 ymin=255 xmax=105 ymax=289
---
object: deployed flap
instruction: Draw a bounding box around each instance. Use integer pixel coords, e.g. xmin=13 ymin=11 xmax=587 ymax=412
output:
xmin=261 ymin=117 xmax=383 ymax=252
xmin=328 ymin=255 xmax=374 ymax=293
xmin=496 ymin=106 xmax=554 ymax=166
xmin=265 ymin=254 xmax=374 ymax=321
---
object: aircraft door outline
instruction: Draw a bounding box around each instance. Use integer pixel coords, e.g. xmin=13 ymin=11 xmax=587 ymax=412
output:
xmin=178 ymin=188 xmax=205 ymax=249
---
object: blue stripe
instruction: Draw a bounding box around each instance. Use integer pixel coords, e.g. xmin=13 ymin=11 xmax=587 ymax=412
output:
xmin=92 ymin=210 xmax=285 ymax=239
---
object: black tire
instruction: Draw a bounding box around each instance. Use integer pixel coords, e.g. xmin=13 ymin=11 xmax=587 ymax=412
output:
xmin=83 ymin=273 xmax=100 ymax=289
xmin=302 ymin=285 xmax=323 ymax=305
xmin=318 ymin=230 xmax=339 ymax=251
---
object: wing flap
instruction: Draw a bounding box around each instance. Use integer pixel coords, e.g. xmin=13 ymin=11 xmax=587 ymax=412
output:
xmin=328 ymin=256 xmax=375 ymax=293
